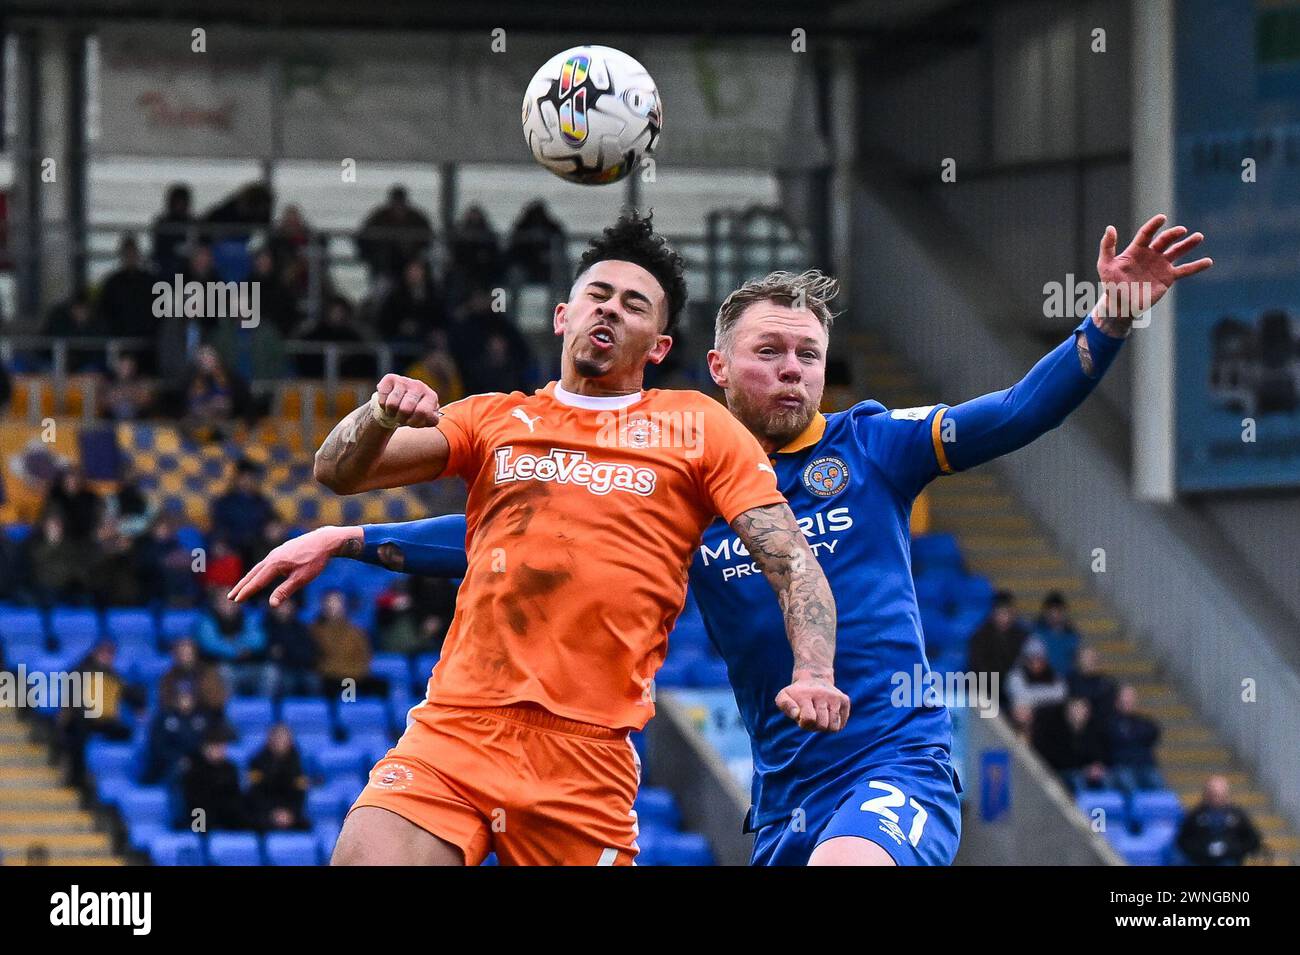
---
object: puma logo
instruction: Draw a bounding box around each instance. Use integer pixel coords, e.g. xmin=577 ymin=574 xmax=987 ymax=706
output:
xmin=512 ymin=408 xmax=542 ymax=433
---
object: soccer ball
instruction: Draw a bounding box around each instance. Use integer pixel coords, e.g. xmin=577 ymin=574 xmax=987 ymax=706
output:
xmin=521 ymin=45 xmax=662 ymax=186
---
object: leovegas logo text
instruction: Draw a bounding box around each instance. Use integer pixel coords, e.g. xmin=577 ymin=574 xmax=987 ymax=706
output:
xmin=493 ymin=447 xmax=657 ymax=496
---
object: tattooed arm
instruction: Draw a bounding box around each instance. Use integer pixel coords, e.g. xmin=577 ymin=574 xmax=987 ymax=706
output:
xmin=731 ymin=502 xmax=850 ymax=733
xmin=314 ymin=374 xmax=450 ymax=494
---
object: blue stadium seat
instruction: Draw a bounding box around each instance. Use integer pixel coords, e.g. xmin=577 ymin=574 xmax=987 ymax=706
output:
xmin=294 ymin=732 xmax=333 ymax=769
xmin=174 ymin=526 xmax=206 ymax=555
xmin=914 ymin=573 xmax=956 ymax=612
xmin=49 ymin=607 xmax=101 ymax=645
xmin=654 ymin=656 xmax=692 ymax=688
xmin=1 ymin=638 xmax=43 ymax=667
xmin=1131 ymin=789 xmax=1183 ymax=826
xmin=351 ymin=733 xmax=393 ymax=768
xmin=265 ymin=832 xmax=320 ymax=866
xmin=96 ymin=776 xmax=135 ymax=808
xmin=652 ymin=831 xmax=714 ymax=866
xmin=150 ymin=831 xmax=204 ymax=866
xmin=128 ymin=652 xmax=173 ymax=684
xmin=1107 ymin=826 xmax=1172 ymax=866
xmin=225 ymin=738 xmax=260 ymax=771
xmin=0 ymin=608 xmax=46 ymax=641
xmin=336 ymin=699 xmax=390 ymax=738
xmin=412 ymin=652 xmax=440 ymax=685
xmin=160 ymin=609 xmax=201 ymax=643
xmin=4 ymin=523 xmax=32 ymax=545
xmin=306 ymin=788 xmax=346 ymax=827
xmin=314 ymin=822 xmax=342 ymax=862
xmin=120 ymin=786 xmax=172 ymax=828
xmin=329 ymin=773 xmax=366 ymax=806
xmin=226 ymin=698 xmax=275 ymax=741
xmin=315 ymin=743 xmax=367 ymax=778
xmin=128 ymin=822 xmax=166 ymax=854
xmin=634 ymin=787 xmax=682 ymax=831
xmin=388 ymin=693 xmax=418 ymax=732
xmin=1077 ymin=790 xmax=1127 ymax=828
xmin=369 ymin=654 xmax=412 ymax=693
xmin=208 ymin=831 xmax=262 ymax=866
xmin=86 ymin=740 xmax=137 ymax=781
xmin=952 ymin=576 xmax=996 ymax=618
xmin=104 ymin=609 xmax=157 ymax=644
xmin=282 ymin=698 xmax=331 ymax=736
xmin=911 ymin=533 xmax=964 ymax=573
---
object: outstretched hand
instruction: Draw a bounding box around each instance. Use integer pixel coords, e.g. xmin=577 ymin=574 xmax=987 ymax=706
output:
xmin=1095 ymin=214 xmax=1213 ymax=325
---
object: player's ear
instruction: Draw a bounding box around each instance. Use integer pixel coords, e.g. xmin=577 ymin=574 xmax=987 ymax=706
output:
xmin=646 ymin=334 xmax=673 ymax=366
xmin=706 ymin=348 xmax=728 ymax=388
xmin=553 ymin=301 xmax=567 ymax=338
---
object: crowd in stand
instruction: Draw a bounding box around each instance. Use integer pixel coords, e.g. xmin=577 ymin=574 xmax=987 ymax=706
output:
xmin=966 ymin=588 xmax=1265 ymax=864
xmin=25 ymin=181 xmax=571 ymax=427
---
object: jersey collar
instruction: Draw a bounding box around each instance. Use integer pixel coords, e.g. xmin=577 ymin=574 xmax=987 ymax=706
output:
xmin=773 ymin=412 xmax=826 ymax=455
xmin=549 ymin=381 xmax=644 ymax=411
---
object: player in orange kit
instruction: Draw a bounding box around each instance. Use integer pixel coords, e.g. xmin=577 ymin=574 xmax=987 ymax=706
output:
xmin=231 ymin=213 xmax=849 ymax=865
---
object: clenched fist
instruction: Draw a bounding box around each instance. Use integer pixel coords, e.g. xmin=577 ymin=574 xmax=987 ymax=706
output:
xmin=372 ymin=374 xmax=441 ymax=429
xmin=776 ymin=673 xmax=851 ymax=733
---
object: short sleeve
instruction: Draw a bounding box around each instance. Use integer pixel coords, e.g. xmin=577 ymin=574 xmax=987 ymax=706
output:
xmin=851 ymin=401 xmax=951 ymax=500
xmin=697 ymin=405 xmax=787 ymax=523
xmin=434 ymin=394 xmax=493 ymax=480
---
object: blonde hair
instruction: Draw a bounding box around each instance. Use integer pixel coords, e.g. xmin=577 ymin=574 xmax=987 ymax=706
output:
xmin=714 ymin=269 xmax=839 ymax=353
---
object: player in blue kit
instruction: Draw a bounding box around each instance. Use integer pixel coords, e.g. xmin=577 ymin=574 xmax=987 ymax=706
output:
xmin=233 ymin=214 xmax=1211 ymax=864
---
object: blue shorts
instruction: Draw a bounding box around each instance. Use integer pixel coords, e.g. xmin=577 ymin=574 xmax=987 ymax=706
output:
xmin=750 ymin=753 xmax=962 ymax=866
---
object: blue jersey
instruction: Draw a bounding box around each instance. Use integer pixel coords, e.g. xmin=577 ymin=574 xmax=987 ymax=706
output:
xmin=687 ymin=401 xmax=956 ymax=829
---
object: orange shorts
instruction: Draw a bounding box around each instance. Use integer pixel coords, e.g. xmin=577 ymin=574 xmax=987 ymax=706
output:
xmin=349 ymin=701 xmax=642 ymax=866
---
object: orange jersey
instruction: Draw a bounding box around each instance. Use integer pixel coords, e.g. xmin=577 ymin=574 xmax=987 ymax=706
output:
xmin=426 ymin=381 xmax=786 ymax=730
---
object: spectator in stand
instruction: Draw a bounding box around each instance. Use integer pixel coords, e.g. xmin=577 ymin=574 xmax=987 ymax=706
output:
xmin=158 ymin=638 xmax=228 ymax=718
xmin=311 ymin=589 xmax=387 ymax=698
xmin=445 ymin=205 xmax=503 ymax=304
xmin=265 ymin=596 xmax=320 ymax=698
xmin=378 ymin=258 xmax=445 ymax=357
xmin=1005 ymin=637 xmax=1067 ymax=713
xmin=269 ymin=204 xmax=312 ymax=275
xmin=91 ymin=516 xmax=144 ymax=607
xmin=967 ymin=590 xmax=1029 ymax=692
xmin=1032 ymin=697 xmax=1110 ymax=793
xmin=181 ymin=725 xmax=249 ymax=831
xmin=59 ymin=640 xmax=146 ymax=785
xmin=183 ymin=344 xmax=251 ymax=442
xmin=95 ymin=234 xmax=159 ymax=358
xmin=249 ymin=248 xmax=300 ymax=336
xmin=1010 ymin=702 xmax=1035 ymax=743
xmin=507 ymin=199 xmax=568 ymax=285
xmin=100 ymin=352 xmax=154 ymax=420
xmin=210 ymin=459 xmax=278 ymax=565
xmin=151 ymin=183 xmax=194 ymax=277
xmin=1176 ymin=775 xmax=1264 ymax=866
xmin=200 ymin=537 xmax=245 ymax=595
xmin=462 ymin=328 xmax=532 ymax=396
xmin=296 ymin=295 xmax=376 ymax=380
xmin=1031 ymin=591 xmax=1080 ymax=676
xmin=356 ymin=185 xmax=434 ymax=284
xmin=42 ymin=290 xmax=107 ymax=372
xmin=0 ymin=360 xmax=11 ymax=414
xmin=374 ymin=576 xmax=456 ymax=656
xmin=42 ymin=466 xmax=102 ymax=543
xmin=202 ymin=181 xmax=273 ymax=247
xmin=195 ymin=592 xmax=272 ymax=697
xmin=132 ymin=512 xmax=200 ymax=606
xmin=104 ymin=467 xmax=156 ymax=541
xmin=247 ymin=724 xmax=310 ymax=832
xmin=142 ymin=687 xmax=220 ymax=785
xmin=26 ymin=514 xmax=93 ymax=605
xmin=1105 ymin=684 xmax=1164 ymax=794
xmin=402 ymin=333 xmax=464 ymax=404
xmin=1068 ymin=646 xmax=1118 ymax=724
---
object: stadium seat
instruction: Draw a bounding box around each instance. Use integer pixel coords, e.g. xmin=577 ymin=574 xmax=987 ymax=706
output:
xmin=952 ymin=576 xmax=996 ymax=618
xmin=225 ymin=738 xmax=260 ymax=771
xmin=315 ymin=743 xmax=367 ymax=778
xmin=128 ymin=651 xmax=174 ymax=684
xmin=49 ymin=607 xmax=101 ymax=645
xmin=328 ymin=773 xmax=366 ymax=806
xmin=265 ymin=832 xmax=320 ymax=866
xmin=634 ymin=787 xmax=682 ymax=830
xmin=120 ymin=786 xmax=172 ymax=829
xmin=314 ymin=822 xmax=342 ymax=862
xmin=0 ymin=607 xmax=46 ymax=641
xmin=160 ymin=609 xmax=202 ymax=643
xmin=369 ymin=654 xmax=412 ymax=693
xmin=86 ymin=740 xmax=137 ymax=781
xmin=306 ymin=788 xmax=346 ymax=827
xmin=96 ymin=776 xmax=135 ymax=809
xmin=1131 ymin=789 xmax=1183 ymax=826
xmin=653 ymin=656 xmax=692 ymax=688
xmin=1076 ymin=790 xmax=1127 ymax=828
xmin=336 ymin=699 xmax=390 ymax=738
xmin=1 ymin=638 xmax=43 ymax=667
xmin=911 ymin=533 xmax=964 ymax=574
xmin=150 ymin=832 xmax=204 ymax=866
xmin=208 ymin=831 xmax=263 ymax=866
xmin=226 ymin=698 xmax=275 ymax=741
xmin=351 ymin=733 xmax=393 ymax=768
xmin=104 ymin=608 xmax=158 ymax=644
xmin=652 ymin=831 xmax=714 ymax=866
xmin=128 ymin=822 xmax=167 ymax=854
xmin=282 ymin=698 xmax=331 ymax=736
xmin=412 ymin=652 xmax=440 ymax=685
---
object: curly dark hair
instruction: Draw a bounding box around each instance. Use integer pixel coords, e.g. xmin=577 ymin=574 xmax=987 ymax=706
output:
xmin=575 ymin=210 xmax=687 ymax=335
